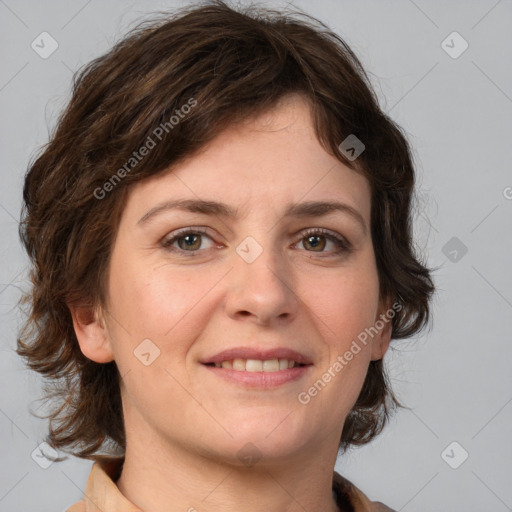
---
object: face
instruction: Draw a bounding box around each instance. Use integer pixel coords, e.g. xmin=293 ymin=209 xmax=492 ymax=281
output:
xmin=74 ymin=93 xmax=392 ymax=467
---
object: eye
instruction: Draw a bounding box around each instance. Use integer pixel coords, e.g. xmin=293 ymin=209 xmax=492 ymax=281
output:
xmin=161 ymin=227 xmax=351 ymax=257
xmin=161 ymin=227 xmax=215 ymax=256
xmin=296 ymin=228 xmax=351 ymax=256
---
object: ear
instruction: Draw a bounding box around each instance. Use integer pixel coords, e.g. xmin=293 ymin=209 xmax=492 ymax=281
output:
xmin=370 ymin=296 xmax=394 ymax=361
xmin=68 ymin=302 xmax=115 ymax=363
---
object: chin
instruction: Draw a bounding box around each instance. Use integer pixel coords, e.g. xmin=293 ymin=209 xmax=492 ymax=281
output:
xmin=198 ymin=415 xmax=314 ymax=466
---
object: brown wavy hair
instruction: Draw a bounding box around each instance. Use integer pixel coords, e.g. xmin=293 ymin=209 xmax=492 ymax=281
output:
xmin=16 ymin=0 xmax=435 ymax=462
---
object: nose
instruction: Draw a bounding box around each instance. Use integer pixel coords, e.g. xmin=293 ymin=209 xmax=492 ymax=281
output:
xmin=224 ymin=237 xmax=299 ymax=327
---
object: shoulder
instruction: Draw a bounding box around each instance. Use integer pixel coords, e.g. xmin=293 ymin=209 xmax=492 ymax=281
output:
xmin=333 ymin=471 xmax=396 ymax=512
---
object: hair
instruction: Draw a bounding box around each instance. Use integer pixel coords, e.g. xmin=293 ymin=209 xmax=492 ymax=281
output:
xmin=16 ymin=0 xmax=435 ymax=463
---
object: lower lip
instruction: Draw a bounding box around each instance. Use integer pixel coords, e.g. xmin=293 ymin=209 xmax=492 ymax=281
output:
xmin=202 ymin=364 xmax=312 ymax=388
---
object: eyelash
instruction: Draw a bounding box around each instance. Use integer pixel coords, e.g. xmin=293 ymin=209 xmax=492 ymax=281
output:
xmin=161 ymin=227 xmax=351 ymax=257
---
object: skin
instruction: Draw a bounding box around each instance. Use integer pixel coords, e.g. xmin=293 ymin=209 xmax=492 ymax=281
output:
xmin=70 ymin=93 xmax=392 ymax=512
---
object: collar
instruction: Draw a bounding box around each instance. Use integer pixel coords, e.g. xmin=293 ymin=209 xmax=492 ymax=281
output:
xmin=66 ymin=456 xmax=393 ymax=512
xmin=66 ymin=456 xmax=140 ymax=512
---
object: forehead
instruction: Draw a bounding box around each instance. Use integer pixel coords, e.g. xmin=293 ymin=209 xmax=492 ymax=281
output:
xmin=122 ymin=94 xmax=371 ymax=226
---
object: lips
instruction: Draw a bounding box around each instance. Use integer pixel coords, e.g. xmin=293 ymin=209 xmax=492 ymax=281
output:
xmin=200 ymin=347 xmax=313 ymax=366
xmin=201 ymin=347 xmax=313 ymax=388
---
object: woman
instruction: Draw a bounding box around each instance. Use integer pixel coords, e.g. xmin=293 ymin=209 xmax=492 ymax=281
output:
xmin=16 ymin=1 xmax=435 ymax=511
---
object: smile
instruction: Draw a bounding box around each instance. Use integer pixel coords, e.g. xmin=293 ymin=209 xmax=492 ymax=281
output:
xmin=204 ymin=358 xmax=306 ymax=372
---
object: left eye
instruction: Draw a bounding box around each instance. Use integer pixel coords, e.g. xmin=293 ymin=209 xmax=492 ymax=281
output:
xmin=296 ymin=228 xmax=350 ymax=255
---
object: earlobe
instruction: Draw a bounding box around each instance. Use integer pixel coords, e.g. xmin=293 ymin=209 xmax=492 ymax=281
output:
xmin=68 ymin=302 xmax=115 ymax=363
xmin=370 ymin=297 xmax=394 ymax=361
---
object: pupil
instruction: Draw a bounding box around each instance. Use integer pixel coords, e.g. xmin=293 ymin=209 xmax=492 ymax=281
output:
xmin=181 ymin=234 xmax=200 ymax=250
xmin=307 ymin=235 xmax=324 ymax=250
xmin=309 ymin=236 xmax=319 ymax=247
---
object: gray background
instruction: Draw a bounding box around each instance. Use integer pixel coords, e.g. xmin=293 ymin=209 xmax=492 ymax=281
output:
xmin=1 ymin=0 xmax=511 ymax=511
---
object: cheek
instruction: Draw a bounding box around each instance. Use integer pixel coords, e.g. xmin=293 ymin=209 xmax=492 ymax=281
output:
xmin=106 ymin=264 xmax=211 ymax=413
xmin=302 ymin=266 xmax=380 ymax=349
xmin=106 ymin=257 xmax=214 ymax=361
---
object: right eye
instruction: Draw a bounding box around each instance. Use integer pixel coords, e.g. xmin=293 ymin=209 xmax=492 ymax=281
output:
xmin=161 ymin=227 xmax=216 ymax=256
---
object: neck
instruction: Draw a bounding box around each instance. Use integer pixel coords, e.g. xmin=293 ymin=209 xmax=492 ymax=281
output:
xmin=116 ymin=428 xmax=341 ymax=512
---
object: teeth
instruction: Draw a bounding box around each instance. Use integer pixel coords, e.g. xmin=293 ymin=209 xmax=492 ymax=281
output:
xmin=212 ymin=358 xmax=299 ymax=372
xmin=233 ymin=358 xmax=245 ymax=371
xmin=246 ymin=359 xmax=263 ymax=372
xmin=262 ymin=359 xmax=279 ymax=372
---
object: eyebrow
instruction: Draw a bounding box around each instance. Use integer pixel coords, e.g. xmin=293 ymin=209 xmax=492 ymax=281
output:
xmin=137 ymin=198 xmax=367 ymax=234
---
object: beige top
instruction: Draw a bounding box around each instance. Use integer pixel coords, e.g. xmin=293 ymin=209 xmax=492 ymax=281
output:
xmin=66 ymin=456 xmax=395 ymax=512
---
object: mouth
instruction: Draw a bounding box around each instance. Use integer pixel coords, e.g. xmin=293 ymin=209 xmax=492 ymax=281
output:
xmin=200 ymin=347 xmax=313 ymax=388
xmin=203 ymin=358 xmax=308 ymax=372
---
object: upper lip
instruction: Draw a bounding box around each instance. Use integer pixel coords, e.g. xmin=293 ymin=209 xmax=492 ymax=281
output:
xmin=201 ymin=347 xmax=313 ymax=365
